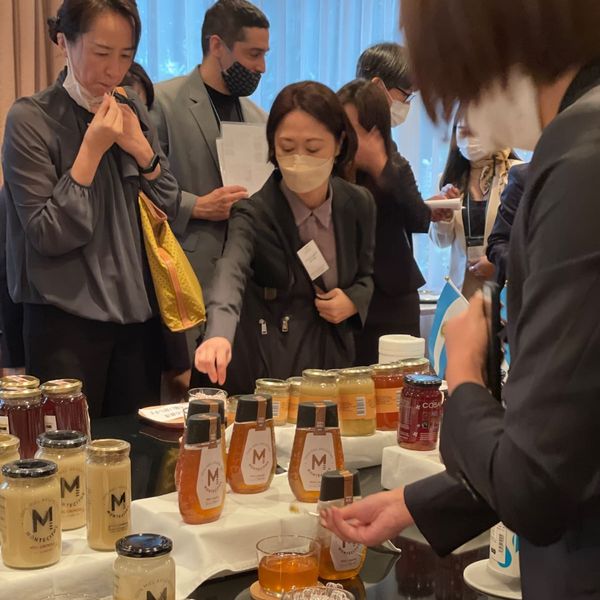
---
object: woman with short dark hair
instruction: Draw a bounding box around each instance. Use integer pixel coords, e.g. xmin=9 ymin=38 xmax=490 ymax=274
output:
xmin=193 ymin=81 xmax=376 ymax=393
xmin=2 ymin=0 xmax=180 ymax=416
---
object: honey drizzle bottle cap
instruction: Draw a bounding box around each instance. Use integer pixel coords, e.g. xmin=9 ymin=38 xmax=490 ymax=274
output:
xmin=187 ymin=398 xmax=225 ymax=425
xmin=319 ymin=468 xmax=361 ymax=503
xmin=234 ymin=394 xmax=273 ymax=428
xmin=296 ymin=401 xmax=338 ymax=434
xmin=186 ymin=413 xmax=222 ymax=447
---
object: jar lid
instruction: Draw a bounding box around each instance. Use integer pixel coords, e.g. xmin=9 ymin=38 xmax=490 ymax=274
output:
xmin=0 ymin=387 xmax=42 ymax=401
xmin=297 ymin=401 xmax=339 ymax=429
xmin=186 ymin=413 xmax=222 ymax=444
xmin=255 ymin=378 xmax=290 ymax=392
xmin=116 ymin=533 xmax=173 ymax=558
xmin=378 ymin=335 xmax=425 ymax=361
xmin=188 ymin=398 xmax=225 ymax=425
xmin=371 ymin=362 xmax=403 ymax=374
xmin=404 ymin=374 xmax=442 ymax=388
xmin=40 ymin=379 xmax=83 ymax=395
xmin=319 ymin=469 xmax=361 ymax=502
xmin=86 ymin=439 xmax=130 ymax=456
xmin=38 ymin=430 xmax=88 ymax=450
xmin=0 ymin=433 xmax=19 ymax=453
xmin=399 ymin=357 xmax=431 ymax=369
xmin=338 ymin=366 xmax=373 ymax=379
xmin=187 ymin=387 xmax=228 ymax=402
xmin=286 ymin=376 xmax=303 ymax=391
xmin=0 ymin=374 xmax=40 ymax=390
xmin=302 ymin=369 xmax=337 ymax=383
xmin=235 ymin=394 xmax=273 ymax=422
xmin=1 ymin=459 xmax=58 ymax=479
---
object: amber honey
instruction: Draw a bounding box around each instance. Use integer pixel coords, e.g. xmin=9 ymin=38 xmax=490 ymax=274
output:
xmin=318 ymin=540 xmax=366 ymax=580
xmin=258 ymin=552 xmax=320 ymax=595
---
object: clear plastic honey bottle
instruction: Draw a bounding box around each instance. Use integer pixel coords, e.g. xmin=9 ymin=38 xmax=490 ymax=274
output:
xmin=288 ymin=402 xmax=344 ymax=503
xmin=227 ymin=395 xmax=276 ymax=494
xmin=178 ymin=413 xmax=225 ymax=524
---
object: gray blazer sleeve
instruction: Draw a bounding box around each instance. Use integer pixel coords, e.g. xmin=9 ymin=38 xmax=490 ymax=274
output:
xmin=203 ymin=200 xmax=256 ymax=343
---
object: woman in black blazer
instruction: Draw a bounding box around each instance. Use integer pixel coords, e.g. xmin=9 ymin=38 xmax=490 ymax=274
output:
xmin=337 ymin=79 xmax=431 ymax=365
xmin=194 ymin=82 xmax=376 ymax=394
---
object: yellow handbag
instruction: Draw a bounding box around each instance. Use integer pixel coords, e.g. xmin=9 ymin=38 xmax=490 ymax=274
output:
xmin=139 ymin=191 xmax=206 ymax=332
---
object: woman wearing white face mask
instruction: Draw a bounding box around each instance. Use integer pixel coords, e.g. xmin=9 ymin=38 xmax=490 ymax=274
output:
xmin=194 ymin=81 xmax=376 ymax=393
xmin=1 ymin=0 xmax=180 ymax=417
xmin=428 ymin=120 xmax=520 ymax=298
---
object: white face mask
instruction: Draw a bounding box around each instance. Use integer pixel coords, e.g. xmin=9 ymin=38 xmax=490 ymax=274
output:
xmin=466 ymin=69 xmax=543 ymax=152
xmin=390 ymin=100 xmax=410 ymax=127
xmin=278 ymin=154 xmax=334 ymax=194
xmin=61 ymin=39 xmax=105 ymax=113
xmin=456 ymin=129 xmax=490 ymax=162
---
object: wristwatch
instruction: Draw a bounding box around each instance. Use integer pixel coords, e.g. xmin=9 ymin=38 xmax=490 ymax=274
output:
xmin=139 ymin=153 xmax=160 ymax=174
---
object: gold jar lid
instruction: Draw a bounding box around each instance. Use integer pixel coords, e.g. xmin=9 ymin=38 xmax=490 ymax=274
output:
xmin=0 ymin=375 xmax=40 ymax=390
xmin=399 ymin=358 xmax=430 ymax=369
xmin=338 ymin=366 xmax=373 ymax=379
xmin=86 ymin=439 xmax=130 ymax=458
xmin=255 ymin=378 xmax=290 ymax=392
xmin=302 ymin=369 xmax=338 ymax=383
xmin=40 ymin=378 xmax=83 ymax=395
xmin=286 ymin=376 xmax=303 ymax=391
xmin=0 ymin=387 xmax=42 ymax=401
xmin=0 ymin=433 xmax=20 ymax=453
xmin=371 ymin=363 xmax=404 ymax=375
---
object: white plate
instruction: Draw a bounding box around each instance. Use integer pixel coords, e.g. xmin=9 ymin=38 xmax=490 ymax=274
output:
xmin=425 ymin=197 xmax=463 ymax=210
xmin=463 ymin=559 xmax=522 ymax=599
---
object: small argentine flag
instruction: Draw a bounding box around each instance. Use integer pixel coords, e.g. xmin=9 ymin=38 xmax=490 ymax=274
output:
xmin=428 ymin=278 xmax=469 ymax=378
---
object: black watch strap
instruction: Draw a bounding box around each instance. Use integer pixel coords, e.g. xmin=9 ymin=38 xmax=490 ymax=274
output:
xmin=139 ymin=153 xmax=160 ymax=174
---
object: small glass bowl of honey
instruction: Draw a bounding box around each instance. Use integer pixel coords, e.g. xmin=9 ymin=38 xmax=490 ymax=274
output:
xmin=256 ymin=535 xmax=321 ymax=597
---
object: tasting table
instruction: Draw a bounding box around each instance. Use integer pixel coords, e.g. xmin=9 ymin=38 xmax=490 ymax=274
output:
xmin=0 ymin=414 xmax=492 ymax=599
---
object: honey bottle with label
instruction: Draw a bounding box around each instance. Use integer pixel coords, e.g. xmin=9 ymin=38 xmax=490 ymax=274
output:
xmin=227 ymin=395 xmax=276 ymax=494
xmin=288 ymin=402 xmax=344 ymax=503
xmin=178 ymin=413 xmax=225 ymax=524
xmin=317 ymin=469 xmax=366 ymax=580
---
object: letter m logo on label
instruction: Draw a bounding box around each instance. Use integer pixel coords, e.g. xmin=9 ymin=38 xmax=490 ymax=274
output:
xmin=311 ymin=453 xmax=327 ymax=470
xmin=32 ymin=506 xmax=53 ymax=533
xmin=147 ymin=589 xmax=167 ymax=600
xmin=207 ymin=467 xmax=219 ymax=487
xmin=111 ymin=492 xmax=126 ymax=512
xmin=252 ymin=448 xmax=266 ymax=465
xmin=61 ymin=476 xmax=80 ymax=498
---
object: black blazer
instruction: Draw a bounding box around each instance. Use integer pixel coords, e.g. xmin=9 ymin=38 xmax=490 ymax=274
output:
xmin=204 ymin=172 xmax=376 ymax=394
xmin=486 ymin=163 xmax=530 ymax=285
xmin=404 ymin=63 xmax=600 ymax=599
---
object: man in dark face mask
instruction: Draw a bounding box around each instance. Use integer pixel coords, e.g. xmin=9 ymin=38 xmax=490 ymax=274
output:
xmin=150 ymin=0 xmax=269 ymax=397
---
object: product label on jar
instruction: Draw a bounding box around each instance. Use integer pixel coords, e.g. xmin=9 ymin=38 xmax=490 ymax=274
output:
xmin=114 ymin=574 xmax=175 ymax=600
xmin=24 ymin=497 xmax=61 ymax=551
xmin=105 ymin=486 xmax=129 ymax=533
xmin=329 ymin=534 xmax=364 ymax=572
xmin=197 ymin=445 xmax=225 ymax=510
xmin=241 ymin=427 xmax=273 ymax=486
xmin=398 ymin=395 xmax=442 ymax=444
xmin=375 ymin=388 xmax=402 ymax=414
xmin=338 ymin=393 xmax=376 ymax=421
xmin=44 ymin=415 xmax=57 ymax=432
xmin=60 ymin=467 xmax=85 ymax=515
xmin=272 ymin=400 xmax=280 ymax=419
xmin=0 ymin=416 xmax=9 ymax=434
xmin=299 ymin=432 xmax=336 ymax=491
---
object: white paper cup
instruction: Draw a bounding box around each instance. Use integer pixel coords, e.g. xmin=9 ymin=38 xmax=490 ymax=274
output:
xmin=488 ymin=522 xmax=520 ymax=579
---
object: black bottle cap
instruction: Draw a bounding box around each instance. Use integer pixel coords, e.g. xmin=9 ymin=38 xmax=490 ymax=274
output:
xmin=234 ymin=394 xmax=273 ymax=422
xmin=185 ymin=413 xmax=222 ymax=444
xmin=115 ymin=533 xmax=173 ymax=558
xmin=319 ymin=469 xmax=361 ymax=502
xmin=404 ymin=374 xmax=442 ymax=388
xmin=1 ymin=459 xmax=58 ymax=479
xmin=188 ymin=398 xmax=225 ymax=424
xmin=296 ymin=401 xmax=339 ymax=429
xmin=37 ymin=430 xmax=88 ymax=449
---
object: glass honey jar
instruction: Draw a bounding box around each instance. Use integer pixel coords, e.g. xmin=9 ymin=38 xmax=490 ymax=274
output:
xmin=40 ymin=379 xmax=91 ymax=437
xmin=337 ymin=368 xmax=376 ymax=437
xmin=178 ymin=413 xmax=225 ymax=524
xmin=0 ymin=387 xmax=45 ymax=458
xmin=227 ymin=395 xmax=276 ymax=494
xmin=255 ymin=379 xmax=290 ymax=426
xmin=0 ymin=434 xmax=20 ymax=478
xmin=371 ymin=362 xmax=404 ymax=431
xmin=286 ymin=377 xmax=303 ymax=424
xmin=300 ymin=370 xmax=338 ymax=405
xmin=317 ymin=469 xmax=366 ymax=580
xmin=288 ymin=402 xmax=344 ymax=503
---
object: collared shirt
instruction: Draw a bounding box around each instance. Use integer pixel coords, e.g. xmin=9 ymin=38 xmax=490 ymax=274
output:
xmin=281 ymin=181 xmax=338 ymax=291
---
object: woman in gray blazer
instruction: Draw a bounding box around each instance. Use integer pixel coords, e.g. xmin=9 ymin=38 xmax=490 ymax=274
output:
xmin=194 ymin=81 xmax=376 ymax=394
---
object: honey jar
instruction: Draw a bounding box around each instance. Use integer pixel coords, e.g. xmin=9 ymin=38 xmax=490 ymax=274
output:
xmin=300 ymin=370 xmax=338 ymax=404
xmin=371 ymin=362 xmax=404 ymax=431
xmin=0 ymin=434 xmax=20 ymax=478
xmin=40 ymin=379 xmax=90 ymax=437
xmin=286 ymin=377 xmax=303 ymax=424
xmin=255 ymin=379 xmax=290 ymax=426
xmin=0 ymin=387 xmax=45 ymax=458
xmin=337 ymin=368 xmax=376 ymax=437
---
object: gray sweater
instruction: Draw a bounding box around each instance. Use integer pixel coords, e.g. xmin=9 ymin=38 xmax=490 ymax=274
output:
xmin=2 ymin=74 xmax=181 ymax=324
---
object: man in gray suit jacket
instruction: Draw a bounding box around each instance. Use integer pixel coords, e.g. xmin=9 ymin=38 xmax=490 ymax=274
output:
xmin=150 ymin=0 xmax=269 ymax=299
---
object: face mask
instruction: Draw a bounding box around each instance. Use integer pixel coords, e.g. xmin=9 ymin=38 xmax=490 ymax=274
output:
xmin=278 ymin=154 xmax=334 ymax=194
xmin=221 ymin=53 xmax=262 ymax=97
xmin=62 ymin=41 xmax=105 ymax=113
xmin=456 ymin=130 xmax=490 ymax=162
xmin=390 ymin=100 xmax=410 ymax=127
xmin=466 ymin=69 xmax=543 ymax=152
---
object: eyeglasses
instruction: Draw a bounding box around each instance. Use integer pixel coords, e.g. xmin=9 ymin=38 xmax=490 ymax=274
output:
xmin=397 ymin=88 xmax=417 ymax=104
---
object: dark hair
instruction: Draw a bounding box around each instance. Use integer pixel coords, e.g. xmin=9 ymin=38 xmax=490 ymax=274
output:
xmin=266 ymin=81 xmax=358 ymax=177
xmin=441 ymin=119 xmax=520 ymax=189
xmin=48 ymin=0 xmax=141 ymax=50
xmin=337 ymin=79 xmax=394 ymax=159
xmin=356 ymin=43 xmax=412 ymax=92
xmin=121 ymin=61 xmax=154 ymax=109
xmin=201 ymin=0 xmax=269 ymax=57
xmin=401 ymin=0 xmax=600 ymax=122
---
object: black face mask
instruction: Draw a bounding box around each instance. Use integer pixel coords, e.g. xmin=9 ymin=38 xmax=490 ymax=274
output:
xmin=221 ymin=60 xmax=262 ymax=97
